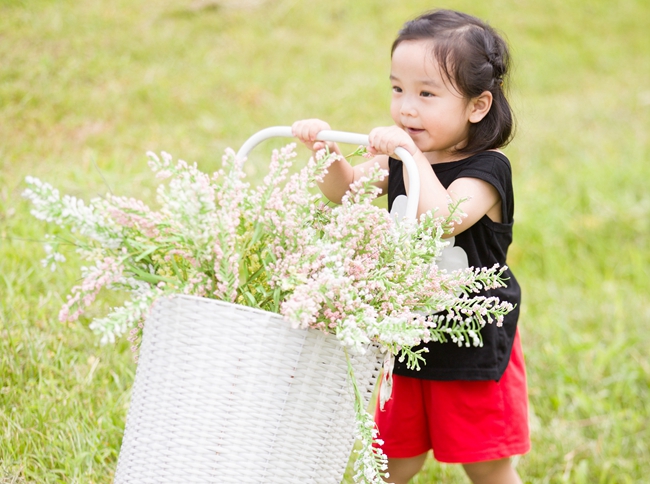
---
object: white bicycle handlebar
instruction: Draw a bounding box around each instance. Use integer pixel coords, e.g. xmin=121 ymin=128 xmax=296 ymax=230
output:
xmin=236 ymin=126 xmax=420 ymax=220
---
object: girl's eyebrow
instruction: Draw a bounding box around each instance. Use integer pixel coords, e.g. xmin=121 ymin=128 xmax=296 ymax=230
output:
xmin=419 ymin=79 xmax=441 ymax=88
xmin=389 ymin=74 xmax=441 ymax=88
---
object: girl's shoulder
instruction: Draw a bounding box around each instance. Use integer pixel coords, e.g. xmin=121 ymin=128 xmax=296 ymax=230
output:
xmin=464 ymin=150 xmax=512 ymax=173
xmin=473 ymin=149 xmax=509 ymax=161
xmin=437 ymin=151 xmax=514 ymax=200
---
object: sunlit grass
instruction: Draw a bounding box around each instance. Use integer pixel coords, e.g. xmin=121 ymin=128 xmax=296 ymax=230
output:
xmin=1 ymin=0 xmax=649 ymax=482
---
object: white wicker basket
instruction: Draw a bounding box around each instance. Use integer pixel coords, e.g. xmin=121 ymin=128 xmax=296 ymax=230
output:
xmin=113 ymin=295 xmax=382 ymax=483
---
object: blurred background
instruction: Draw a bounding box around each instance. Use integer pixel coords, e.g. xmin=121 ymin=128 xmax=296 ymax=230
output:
xmin=1 ymin=0 xmax=649 ymax=482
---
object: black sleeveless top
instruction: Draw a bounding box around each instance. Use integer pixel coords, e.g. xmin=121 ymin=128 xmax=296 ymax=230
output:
xmin=388 ymin=152 xmax=521 ymax=381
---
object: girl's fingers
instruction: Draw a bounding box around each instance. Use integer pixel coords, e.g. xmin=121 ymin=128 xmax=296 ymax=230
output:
xmin=291 ymin=121 xmax=308 ymax=141
xmin=369 ymin=126 xmax=415 ymax=157
xmin=291 ymin=121 xmax=311 ymax=141
xmin=291 ymin=119 xmax=331 ymax=144
xmin=369 ymin=128 xmax=396 ymax=155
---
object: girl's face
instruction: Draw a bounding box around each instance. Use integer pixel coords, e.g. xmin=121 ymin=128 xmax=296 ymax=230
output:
xmin=390 ymin=40 xmax=475 ymax=163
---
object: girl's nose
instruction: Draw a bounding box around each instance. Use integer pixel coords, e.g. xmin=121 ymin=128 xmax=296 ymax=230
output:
xmin=400 ymin=97 xmax=418 ymax=117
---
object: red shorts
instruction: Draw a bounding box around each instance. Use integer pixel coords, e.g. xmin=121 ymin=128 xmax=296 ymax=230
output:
xmin=374 ymin=330 xmax=530 ymax=463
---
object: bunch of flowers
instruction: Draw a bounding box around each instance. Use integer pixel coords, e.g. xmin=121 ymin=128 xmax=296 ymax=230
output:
xmin=23 ymin=144 xmax=513 ymax=483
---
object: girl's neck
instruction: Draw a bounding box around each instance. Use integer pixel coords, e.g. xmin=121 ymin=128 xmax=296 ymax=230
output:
xmin=423 ymin=149 xmax=470 ymax=165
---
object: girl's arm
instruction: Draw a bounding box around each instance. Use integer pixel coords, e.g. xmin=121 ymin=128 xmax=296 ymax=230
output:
xmin=368 ymin=126 xmax=501 ymax=235
xmin=292 ymin=120 xmax=390 ymax=203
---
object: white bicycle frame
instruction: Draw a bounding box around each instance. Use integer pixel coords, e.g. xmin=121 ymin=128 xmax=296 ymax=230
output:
xmin=236 ymin=126 xmax=420 ymax=221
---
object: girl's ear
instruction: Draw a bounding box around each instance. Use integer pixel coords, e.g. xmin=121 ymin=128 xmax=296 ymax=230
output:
xmin=468 ymin=91 xmax=493 ymax=124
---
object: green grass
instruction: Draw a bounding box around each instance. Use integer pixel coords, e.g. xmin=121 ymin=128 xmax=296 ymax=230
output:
xmin=1 ymin=0 xmax=649 ymax=482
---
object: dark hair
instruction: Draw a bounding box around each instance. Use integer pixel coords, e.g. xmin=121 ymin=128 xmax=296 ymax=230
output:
xmin=392 ymin=9 xmax=514 ymax=154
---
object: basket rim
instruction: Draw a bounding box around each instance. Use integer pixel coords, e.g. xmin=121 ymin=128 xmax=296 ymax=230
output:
xmin=152 ymin=295 xmax=383 ymax=354
xmin=155 ymin=294 xmax=292 ymax=323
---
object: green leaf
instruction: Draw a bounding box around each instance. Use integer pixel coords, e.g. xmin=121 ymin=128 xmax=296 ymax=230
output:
xmin=133 ymin=246 xmax=158 ymax=262
xmin=125 ymin=264 xmax=174 ymax=285
xmin=272 ymin=287 xmax=281 ymax=312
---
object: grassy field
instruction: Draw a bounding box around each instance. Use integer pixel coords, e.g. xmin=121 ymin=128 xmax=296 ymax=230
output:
xmin=1 ymin=0 xmax=649 ymax=482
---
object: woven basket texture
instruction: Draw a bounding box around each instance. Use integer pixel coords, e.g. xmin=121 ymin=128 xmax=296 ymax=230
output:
xmin=114 ymin=295 xmax=382 ymax=483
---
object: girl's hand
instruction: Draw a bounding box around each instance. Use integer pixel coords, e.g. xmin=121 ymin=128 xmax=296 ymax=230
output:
xmin=291 ymin=119 xmax=337 ymax=153
xmin=368 ymin=126 xmax=419 ymax=158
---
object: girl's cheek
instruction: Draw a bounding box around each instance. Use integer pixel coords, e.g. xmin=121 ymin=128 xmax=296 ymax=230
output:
xmin=390 ymin=103 xmax=401 ymax=123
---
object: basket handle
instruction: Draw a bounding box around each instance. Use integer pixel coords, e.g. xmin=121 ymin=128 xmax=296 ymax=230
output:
xmin=236 ymin=126 xmax=420 ymax=221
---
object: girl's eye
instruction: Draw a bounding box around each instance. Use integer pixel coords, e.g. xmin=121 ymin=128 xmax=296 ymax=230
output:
xmin=392 ymin=86 xmax=402 ymax=93
xmin=420 ymin=91 xmax=434 ymax=97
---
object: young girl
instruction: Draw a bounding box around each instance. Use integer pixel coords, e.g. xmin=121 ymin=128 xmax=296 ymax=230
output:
xmin=292 ymin=9 xmax=529 ymax=484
